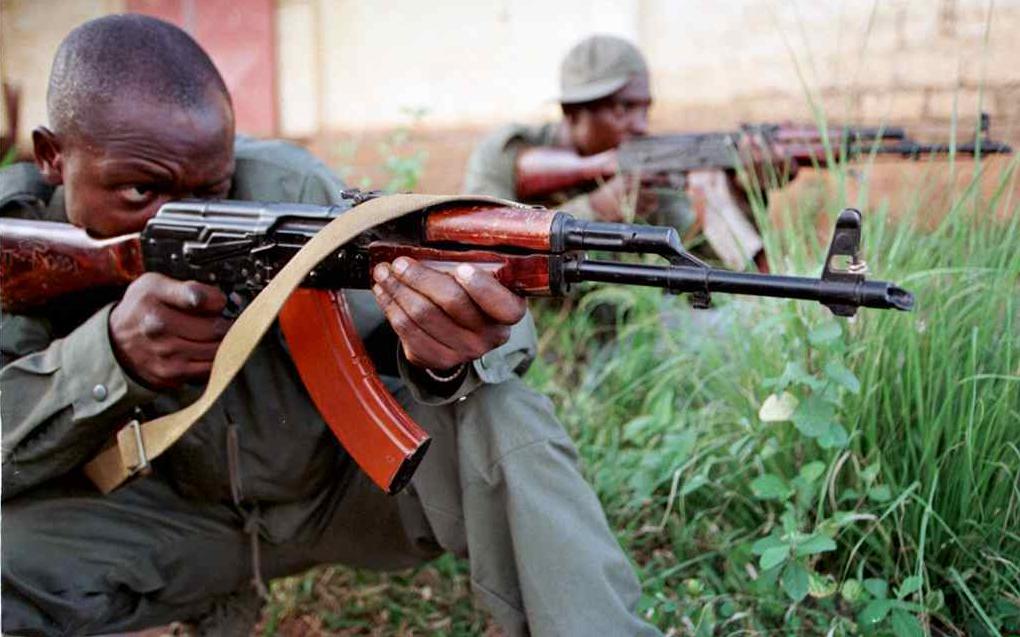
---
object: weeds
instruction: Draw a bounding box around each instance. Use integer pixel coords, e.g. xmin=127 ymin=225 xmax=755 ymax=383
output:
xmin=264 ymin=107 xmax=1019 ymax=635
xmin=524 ymin=141 xmax=1019 ymax=634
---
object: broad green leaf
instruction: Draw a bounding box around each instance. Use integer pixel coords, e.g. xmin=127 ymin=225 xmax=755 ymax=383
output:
xmin=680 ymin=474 xmax=708 ymax=496
xmin=781 ymin=561 xmax=810 ymax=602
xmin=868 ymin=485 xmax=892 ymax=502
xmin=859 ymin=599 xmax=894 ymax=625
xmin=622 ymin=415 xmax=654 ymax=442
xmin=897 ymin=575 xmax=923 ymax=599
xmin=799 ymin=461 xmax=827 ymax=483
xmin=841 ymin=578 xmax=866 ymax=602
xmin=718 ymin=601 xmax=737 ymax=619
xmin=795 ymin=533 xmax=837 ymax=556
xmin=809 ymin=572 xmax=838 ymax=598
xmin=924 ymin=589 xmax=945 ymax=612
xmin=751 ymin=474 xmax=792 ymax=500
xmin=760 ymin=546 xmax=789 ymax=570
xmin=759 ymin=392 xmax=798 ymax=422
xmin=861 ymin=461 xmax=881 ymax=484
xmin=763 ymin=362 xmax=812 ymax=392
xmin=648 ymin=387 xmax=675 ymax=421
xmin=817 ymin=422 xmax=849 ymax=449
xmin=838 ymin=488 xmax=862 ymax=502
xmin=809 ymin=322 xmax=842 ymax=347
xmin=890 ymin=610 xmax=924 ymax=637
xmin=824 ymin=360 xmax=861 ymax=393
xmin=751 ymin=534 xmax=786 ymax=555
xmin=663 ymin=429 xmax=696 ymax=459
xmin=864 ymin=578 xmax=889 ymax=599
xmin=792 ymin=395 xmax=834 ymax=437
xmin=780 ymin=507 xmax=799 ymax=534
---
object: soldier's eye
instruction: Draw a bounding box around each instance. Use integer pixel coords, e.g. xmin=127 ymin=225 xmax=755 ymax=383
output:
xmin=120 ymin=185 xmax=155 ymax=204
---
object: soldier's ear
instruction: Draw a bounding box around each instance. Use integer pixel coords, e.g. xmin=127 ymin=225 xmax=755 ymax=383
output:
xmin=32 ymin=127 xmax=64 ymax=185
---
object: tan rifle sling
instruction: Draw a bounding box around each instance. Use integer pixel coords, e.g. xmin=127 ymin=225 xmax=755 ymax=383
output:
xmin=83 ymin=193 xmax=517 ymax=494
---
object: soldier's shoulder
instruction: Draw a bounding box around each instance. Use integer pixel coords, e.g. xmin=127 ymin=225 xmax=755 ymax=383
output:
xmin=231 ymin=136 xmax=344 ymax=203
xmin=474 ymin=122 xmax=557 ymax=155
xmin=233 ymin=136 xmax=333 ymax=177
xmin=0 ymin=162 xmax=56 ymax=218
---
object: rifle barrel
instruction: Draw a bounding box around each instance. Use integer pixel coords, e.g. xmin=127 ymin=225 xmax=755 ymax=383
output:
xmin=870 ymin=141 xmax=1013 ymax=156
xmin=567 ymin=259 xmax=914 ymax=311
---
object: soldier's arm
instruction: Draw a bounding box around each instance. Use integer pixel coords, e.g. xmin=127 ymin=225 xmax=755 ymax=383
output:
xmin=1 ymin=306 xmax=157 ymax=499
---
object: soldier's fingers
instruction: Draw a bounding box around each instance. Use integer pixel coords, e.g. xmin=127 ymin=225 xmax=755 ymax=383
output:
xmin=179 ymin=360 xmax=215 ymax=381
xmin=141 ymin=308 xmax=233 ymax=342
xmin=142 ymin=339 xmax=220 ymax=387
xmin=157 ymin=337 xmax=222 ymax=363
xmin=372 ymin=284 xmax=463 ymax=370
xmin=389 ymin=258 xmax=488 ymax=330
xmin=452 ymin=264 xmax=527 ymax=325
xmin=159 ymin=280 xmax=228 ymax=316
xmin=374 ymin=263 xmax=499 ymax=358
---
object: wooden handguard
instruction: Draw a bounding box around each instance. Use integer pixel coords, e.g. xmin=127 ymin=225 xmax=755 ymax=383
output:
xmin=424 ymin=205 xmax=559 ymax=250
xmin=278 ymin=288 xmax=430 ymax=494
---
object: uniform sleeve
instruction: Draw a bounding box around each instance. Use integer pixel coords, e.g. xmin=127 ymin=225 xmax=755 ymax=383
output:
xmin=462 ymin=126 xmax=531 ymax=200
xmin=1 ymin=305 xmax=157 ymax=499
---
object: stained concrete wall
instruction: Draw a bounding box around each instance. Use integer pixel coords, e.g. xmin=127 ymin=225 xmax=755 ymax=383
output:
xmin=272 ymin=0 xmax=1020 ymax=136
xmin=3 ymin=0 xmax=1019 ymax=153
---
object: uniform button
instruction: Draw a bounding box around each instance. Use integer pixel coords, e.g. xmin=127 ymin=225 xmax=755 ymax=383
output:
xmin=92 ymin=384 xmax=108 ymax=401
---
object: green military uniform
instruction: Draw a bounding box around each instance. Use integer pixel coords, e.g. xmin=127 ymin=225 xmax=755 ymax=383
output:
xmin=463 ymin=122 xmax=600 ymax=218
xmin=463 ymin=121 xmax=693 ymax=231
xmin=0 ymin=138 xmax=661 ymax=636
xmin=464 ymin=34 xmax=694 ymax=232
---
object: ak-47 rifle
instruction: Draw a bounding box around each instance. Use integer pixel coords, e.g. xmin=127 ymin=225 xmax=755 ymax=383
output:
xmin=517 ymin=114 xmax=1013 ymax=198
xmin=0 ymin=192 xmax=914 ymax=494
xmin=516 ymin=115 xmax=1013 ymax=270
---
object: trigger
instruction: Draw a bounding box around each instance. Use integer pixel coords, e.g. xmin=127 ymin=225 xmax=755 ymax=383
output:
xmin=222 ymin=291 xmax=246 ymax=319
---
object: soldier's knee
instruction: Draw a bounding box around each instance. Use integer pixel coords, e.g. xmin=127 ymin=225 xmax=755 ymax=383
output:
xmin=1 ymin=501 xmax=99 ymax=634
xmin=455 ymin=376 xmax=579 ymax=473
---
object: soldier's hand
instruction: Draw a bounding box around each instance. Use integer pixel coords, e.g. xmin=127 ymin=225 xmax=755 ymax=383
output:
xmin=736 ymin=134 xmax=799 ymax=189
xmin=109 ymin=273 xmax=232 ymax=388
xmin=370 ymin=257 xmax=526 ymax=374
xmin=588 ymin=173 xmax=661 ymax=222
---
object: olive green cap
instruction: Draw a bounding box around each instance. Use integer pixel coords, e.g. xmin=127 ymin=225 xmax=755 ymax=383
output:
xmin=559 ymin=35 xmax=648 ymax=105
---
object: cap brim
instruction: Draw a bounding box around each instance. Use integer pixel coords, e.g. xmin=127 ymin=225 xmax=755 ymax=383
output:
xmin=559 ymin=75 xmax=631 ymax=105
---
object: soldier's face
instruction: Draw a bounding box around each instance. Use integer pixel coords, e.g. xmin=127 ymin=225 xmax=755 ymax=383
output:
xmin=567 ymin=73 xmax=652 ymax=156
xmin=33 ymin=95 xmax=235 ymax=237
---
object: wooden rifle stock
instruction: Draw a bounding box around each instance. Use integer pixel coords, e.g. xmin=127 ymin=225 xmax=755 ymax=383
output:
xmin=0 ymin=218 xmax=144 ymax=313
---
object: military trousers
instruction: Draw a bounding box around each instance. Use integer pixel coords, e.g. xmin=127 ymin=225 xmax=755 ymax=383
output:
xmin=2 ymin=376 xmax=660 ymax=637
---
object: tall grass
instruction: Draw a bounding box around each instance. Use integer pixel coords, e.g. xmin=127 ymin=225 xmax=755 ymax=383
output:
xmin=526 ymin=148 xmax=1019 ymax=634
xmin=265 ymin=142 xmax=1018 ymax=637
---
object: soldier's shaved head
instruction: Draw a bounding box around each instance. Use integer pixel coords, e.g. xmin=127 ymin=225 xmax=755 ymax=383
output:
xmin=47 ymin=14 xmax=231 ymax=138
xmin=33 ymin=14 xmax=236 ymax=237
